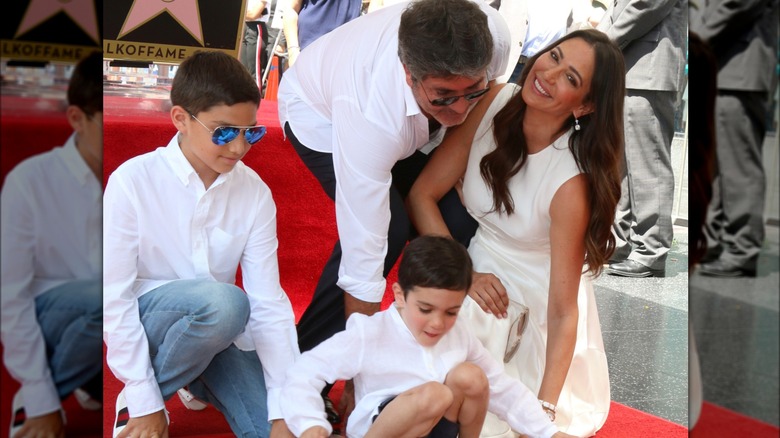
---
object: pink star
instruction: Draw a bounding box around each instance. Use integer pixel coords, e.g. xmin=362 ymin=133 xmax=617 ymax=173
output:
xmin=119 ymin=0 xmax=203 ymax=45
xmin=15 ymin=0 xmax=99 ymax=43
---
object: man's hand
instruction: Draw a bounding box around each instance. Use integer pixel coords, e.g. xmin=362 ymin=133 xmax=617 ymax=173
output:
xmin=270 ymin=419 xmax=295 ymax=438
xmin=116 ymin=409 xmax=168 ymax=438
xmin=468 ymin=271 xmax=509 ymax=318
xmin=12 ymin=410 xmax=64 ymax=438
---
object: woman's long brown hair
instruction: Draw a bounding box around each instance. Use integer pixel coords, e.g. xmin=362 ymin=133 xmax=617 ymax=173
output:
xmin=479 ymin=29 xmax=626 ymax=276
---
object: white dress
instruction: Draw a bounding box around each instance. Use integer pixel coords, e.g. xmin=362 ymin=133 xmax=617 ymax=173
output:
xmin=460 ymin=84 xmax=610 ymax=437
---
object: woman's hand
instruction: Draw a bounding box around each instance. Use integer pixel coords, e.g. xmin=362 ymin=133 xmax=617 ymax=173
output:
xmin=468 ymin=272 xmax=509 ymax=318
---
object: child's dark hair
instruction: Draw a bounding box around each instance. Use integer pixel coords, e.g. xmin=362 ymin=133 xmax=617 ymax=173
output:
xmin=170 ymin=50 xmax=261 ymax=115
xmin=397 ymin=236 xmax=473 ymax=297
xmin=67 ymin=51 xmax=103 ymax=118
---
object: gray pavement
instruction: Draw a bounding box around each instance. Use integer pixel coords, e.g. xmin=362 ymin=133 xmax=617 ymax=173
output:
xmin=595 ymin=131 xmax=779 ymax=428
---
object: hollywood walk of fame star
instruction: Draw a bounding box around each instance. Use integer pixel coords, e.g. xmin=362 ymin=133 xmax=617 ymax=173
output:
xmin=119 ymin=0 xmax=204 ymax=45
xmin=14 ymin=0 xmax=100 ymax=43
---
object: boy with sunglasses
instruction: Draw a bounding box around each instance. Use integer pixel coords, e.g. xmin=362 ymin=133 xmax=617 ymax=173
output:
xmin=279 ymin=236 xmax=577 ymax=438
xmin=103 ymin=50 xmax=299 ymax=438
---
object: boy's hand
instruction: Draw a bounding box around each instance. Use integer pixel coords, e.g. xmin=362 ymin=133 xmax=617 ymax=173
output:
xmin=300 ymin=426 xmax=329 ymax=438
xmin=270 ymin=419 xmax=295 ymax=437
xmin=117 ymin=410 xmax=168 ymax=438
xmin=468 ymin=272 xmax=509 ymax=318
xmin=12 ymin=411 xmax=65 ymax=438
xmin=552 ymin=432 xmax=580 ymax=438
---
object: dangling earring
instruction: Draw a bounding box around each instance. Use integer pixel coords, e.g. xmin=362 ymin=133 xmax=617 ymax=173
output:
xmin=574 ymin=117 xmax=581 ymax=131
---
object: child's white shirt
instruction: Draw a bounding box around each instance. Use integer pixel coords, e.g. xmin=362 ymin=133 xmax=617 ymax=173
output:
xmin=281 ymin=304 xmax=559 ymax=438
xmin=103 ymin=135 xmax=299 ymax=418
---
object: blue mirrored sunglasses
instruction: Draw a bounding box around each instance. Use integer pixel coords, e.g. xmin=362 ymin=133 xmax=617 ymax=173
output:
xmin=190 ymin=113 xmax=267 ymax=146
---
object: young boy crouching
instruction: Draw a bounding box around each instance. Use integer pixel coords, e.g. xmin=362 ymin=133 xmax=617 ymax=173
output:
xmin=279 ymin=235 xmax=578 ymax=438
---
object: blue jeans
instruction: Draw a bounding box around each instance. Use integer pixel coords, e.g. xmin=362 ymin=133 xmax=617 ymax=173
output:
xmin=137 ymin=279 xmax=270 ymax=437
xmin=36 ymin=279 xmax=103 ymax=401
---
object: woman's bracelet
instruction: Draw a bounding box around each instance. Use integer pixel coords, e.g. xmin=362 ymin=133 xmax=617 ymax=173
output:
xmin=539 ymin=399 xmax=556 ymax=421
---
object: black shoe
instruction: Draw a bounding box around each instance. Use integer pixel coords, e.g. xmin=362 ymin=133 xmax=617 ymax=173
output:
xmin=698 ymin=259 xmax=757 ymax=277
xmin=606 ymin=260 xmax=665 ymax=278
xmin=699 ymin=249 xmax=722 ymax=264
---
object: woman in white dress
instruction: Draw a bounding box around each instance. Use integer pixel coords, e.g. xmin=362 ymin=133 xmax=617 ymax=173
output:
xmin=408 ymin=29 xmax=626 ymax=437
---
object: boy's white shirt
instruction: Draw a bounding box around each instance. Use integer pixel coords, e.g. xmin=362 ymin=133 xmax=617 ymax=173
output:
xmin=103 ymin=135 xmax=299 ymax=419
xmin=1 ymin=134 xmax=102 ymax=417
xmin=281 ymin=304 xmax=560 ymax=438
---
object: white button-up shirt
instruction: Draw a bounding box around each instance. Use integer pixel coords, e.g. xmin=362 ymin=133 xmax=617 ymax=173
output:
xmin=1 ymin=134 xmax=102 ymax=418
xmin=103 ymin=135 xmax=299 ymax=419
xmin=278 ymin=0 xmax=511 ymax=302
xmin=281 ymin=305 xmax=560 ymax=438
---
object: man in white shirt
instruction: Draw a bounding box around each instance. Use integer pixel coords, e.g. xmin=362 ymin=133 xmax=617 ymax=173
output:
xmin=279 ymin=236 xmax=575 ymax=438
xmin=1 ymin=51 xmax=103 ymax=438
xmin=103 ymin=51 xmax=299 ymax=438
xmin=278 ymin=0 xmax=510 ymax=368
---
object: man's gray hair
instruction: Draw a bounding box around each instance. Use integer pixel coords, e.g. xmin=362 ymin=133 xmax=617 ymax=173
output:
xmin=398 ymin=0 xmax=494 ymax=80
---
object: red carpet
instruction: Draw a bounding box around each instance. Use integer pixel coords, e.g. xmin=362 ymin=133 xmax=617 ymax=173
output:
xmin=691 ymin=402 xmax=780 ymax=437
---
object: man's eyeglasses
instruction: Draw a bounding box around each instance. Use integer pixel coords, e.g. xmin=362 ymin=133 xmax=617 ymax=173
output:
xmin=419 ymin=84 xmax=490 ymax=107
xmin=190 ymin=113 xmax=267 ymax=146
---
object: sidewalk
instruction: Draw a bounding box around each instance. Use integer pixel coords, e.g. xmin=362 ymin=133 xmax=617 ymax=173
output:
xmin=600 ymin=129 xmax=780 ymax=427
xmin=594 ymin=223 xmax=690 ymax=426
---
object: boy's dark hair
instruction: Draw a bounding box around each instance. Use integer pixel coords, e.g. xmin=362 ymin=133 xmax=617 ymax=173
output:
xmin=67 ymin=51 xmax=103 ymax=118
xmin=170 ymin=50 xmax=261 ymax=115
xmin=397 ymin=236 xmax=473 ymax=297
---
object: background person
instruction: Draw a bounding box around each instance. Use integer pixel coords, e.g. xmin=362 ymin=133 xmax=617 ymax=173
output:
xmin=1 ymin=51 xmax=104 ymax=438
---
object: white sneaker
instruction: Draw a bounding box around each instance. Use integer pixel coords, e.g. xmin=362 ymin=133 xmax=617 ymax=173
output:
xmin=9 ymin=391 xmax=67 ymax=438
xmin=74 ymin=388 xmax=102 ymax=411
xmin=9 ymin=390 xmax=24 ymax=438
xmin=113 ymin=389 xmax=169 ymax=438
xmin=176 ymin=388 xmax=207 ymax=411
xmin=113 ymin=389 xmax=129 ymax=438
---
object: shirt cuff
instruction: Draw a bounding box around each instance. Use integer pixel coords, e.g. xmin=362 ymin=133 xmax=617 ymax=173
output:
xmin=266 ymin=387 xmax=283 ymax=421
xmin=21 ymin=379 xmax=61 ymax=418
xmin=124 ymin=379 xmax=166 ymax=418
xmin=336 ymin=274 xmax=386 ymax=303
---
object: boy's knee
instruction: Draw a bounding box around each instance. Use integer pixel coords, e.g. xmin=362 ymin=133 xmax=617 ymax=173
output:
xmin=446 ymin=362 xmax=489 ymax=396
xmin=191 ymin=282 xmax=250 ymax=338
xmin=416 ymin=382 xmax=454 ymax=418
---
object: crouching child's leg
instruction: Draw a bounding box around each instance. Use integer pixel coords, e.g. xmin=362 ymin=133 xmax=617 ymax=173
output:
xmin=138 ymin=279 xmax=251 ymax=399
xmin=440 ymin=362 xmax=489 ymax=438
xmin=366 ymin=382 xmax=454 ymax=438
xmin=366 ymin=362 xmax=489 ymax=438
